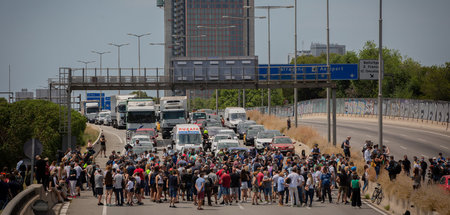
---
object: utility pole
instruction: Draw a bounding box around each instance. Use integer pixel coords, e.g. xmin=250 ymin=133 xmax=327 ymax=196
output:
xmin=128 ymin=33 xmax=151 ymax=98
xmin=326 ymin=0 xmax=331 ymax=144
xmin=378 ymin=0 xmax=384 ymax=148
xmin=9 ymin=64 xmax=11 ymax=103
xmin=294 ymin=0 xmax=298 ymax=127
xmin=78 ymin=60 xmax=95 ymax=100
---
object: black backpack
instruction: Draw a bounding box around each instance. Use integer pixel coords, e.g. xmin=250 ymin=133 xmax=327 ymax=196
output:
xmin=341 ymin=141 xmax=345 ymax=149
xmin=393 ymin=162 xmax=401 ymax=174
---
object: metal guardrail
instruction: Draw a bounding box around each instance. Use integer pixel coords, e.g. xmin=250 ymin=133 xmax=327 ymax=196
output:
xmin=247 ymin=98 xmax=450 ymax=125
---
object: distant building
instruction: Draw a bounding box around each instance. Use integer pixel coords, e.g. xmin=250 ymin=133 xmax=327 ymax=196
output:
xmin=15 ymin=89 xmax=33 ymax=102
xmin=36 ymin=89 xmax=67 ymax=103
xmin=162 ymin=0 xmax=255 ymax=98
xmin=288 ymin=43 xmax=346 ymax=63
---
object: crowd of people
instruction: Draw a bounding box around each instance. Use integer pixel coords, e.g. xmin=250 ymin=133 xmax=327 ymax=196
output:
xmin=1 ymin=133 xmax=448 ymax=212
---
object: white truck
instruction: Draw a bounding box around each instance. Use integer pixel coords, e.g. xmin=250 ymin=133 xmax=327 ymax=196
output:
xmin=224 ymin=107 xmax=247 ymax=131
xmin=83 ymin=101 xmax=99 ymax=123
xmin=160 ymin=96 xmax=188 ymax=139
xmin=110 ymin=94 xmax=137 ymax=129
xmin=126 ymin=98 xmax=156 ymax=132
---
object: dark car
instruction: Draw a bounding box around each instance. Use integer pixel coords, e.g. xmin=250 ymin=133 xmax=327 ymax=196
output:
xmin=237 ymin=120 xmax=256 ymax=139
xmin=244 ymin=129 xmax=259 ymax=146
xmin=270 ymin=136 xmax=295 ymax=154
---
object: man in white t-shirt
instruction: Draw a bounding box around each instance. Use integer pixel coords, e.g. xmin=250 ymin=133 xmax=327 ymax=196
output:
xmin=286 ymin=167 xmax=300 ymax=207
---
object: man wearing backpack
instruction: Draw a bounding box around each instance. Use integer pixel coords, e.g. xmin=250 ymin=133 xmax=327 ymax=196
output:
xmin=341 ymin=136 xmax=351 ymax=158
xmin=387 ymin=156 xmax=401 ymax=181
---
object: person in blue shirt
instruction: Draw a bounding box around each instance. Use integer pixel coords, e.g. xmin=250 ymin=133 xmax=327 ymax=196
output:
xmin=277 ymin=171 xmax=286 ymax=206
xmin=320 ymin=167 xmax=333 ymax=203
xmin=195 ymin=172 xmax=206 ymax=210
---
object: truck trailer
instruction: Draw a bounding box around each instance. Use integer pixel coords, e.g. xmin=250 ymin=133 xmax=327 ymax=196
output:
xmin=160 ymin=96 xmax=188 ymax=139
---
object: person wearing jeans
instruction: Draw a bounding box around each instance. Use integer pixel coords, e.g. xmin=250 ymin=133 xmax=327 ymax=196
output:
xmin=305 ymin=173 xmax=315 ymax=207
xmin=113 ymin=169 xmax=124 ymax=206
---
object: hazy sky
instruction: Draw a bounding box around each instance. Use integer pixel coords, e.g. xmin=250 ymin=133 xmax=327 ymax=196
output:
xmin=1 ymin=0 xmax=449 ymax=99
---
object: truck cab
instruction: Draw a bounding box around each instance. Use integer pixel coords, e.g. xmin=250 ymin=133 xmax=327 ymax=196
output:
xmin=85 ymin=102 xmax=99 ymax=123
xmin=126 ymin=98 xmax=156 ymax=132
xmin=160 ymin=96 xmax=187 ymax=139
xmin=224 ymin=107 xmax=247 ymax=131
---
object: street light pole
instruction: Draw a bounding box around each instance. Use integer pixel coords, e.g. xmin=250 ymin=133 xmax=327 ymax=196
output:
xmin=250 ymin=5 xmax=293 ymax=115
xmin=109 ymin=43 xmax=129 ymax=95
xmin=378 ymin=0 xmax=383 ymax=148
xmin=78 ymin=60 xmax=95 ymax=100
xmin=128 ymin=33 xmax=151 ymax=97
xmin=91 ymin=50 xmax=110 ymax=110
xmin=294 ymin=0 xmax=298 ymax=127
xmin=326 ymin=0 xmax=331 ymax=144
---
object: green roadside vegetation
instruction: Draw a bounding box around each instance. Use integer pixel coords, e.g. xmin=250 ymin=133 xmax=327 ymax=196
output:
xmin=0 ymin=98 xmax=87 ymax=168
xmin=191 ymin=41 xmax=449 ymax=110
xmin=81 ymin=124 xmax=100 ymax=151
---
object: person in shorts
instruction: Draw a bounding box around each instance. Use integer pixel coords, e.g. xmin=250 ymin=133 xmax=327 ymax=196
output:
xmin=94 ymin=169 xmax=104 ymax=206
xmin=168 ymin=170 xmax=179 ymax=208
xmin=195 ymin=172 xmax=206 ymax=210
xmin=99 ymin=135 xmax=107 ymax=158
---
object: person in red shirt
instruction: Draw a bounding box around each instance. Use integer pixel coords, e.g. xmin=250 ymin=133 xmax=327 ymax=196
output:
xmin=134 ymin=165 xmax=145 ymax=200
xmin=220 ymin=171 xmax=231 ymax=205
xmin=256 ymin=168 xmax=264 ymax=202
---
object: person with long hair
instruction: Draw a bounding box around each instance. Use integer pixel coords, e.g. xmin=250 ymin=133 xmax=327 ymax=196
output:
xmin=305 ymin=172 xmax=315 ymax=207
xmin=240 ymin=168 xmax=249 ymax=203
xmin=104 ymin=166 xmax=114 ymax=206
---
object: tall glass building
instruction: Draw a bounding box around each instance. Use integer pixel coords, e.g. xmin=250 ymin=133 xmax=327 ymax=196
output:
xmin=162 ymin=0 xmax=255 ymax=97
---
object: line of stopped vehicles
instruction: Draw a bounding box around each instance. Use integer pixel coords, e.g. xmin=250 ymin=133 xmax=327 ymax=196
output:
xmin=81 ymin=96 xmax=297 ymax=156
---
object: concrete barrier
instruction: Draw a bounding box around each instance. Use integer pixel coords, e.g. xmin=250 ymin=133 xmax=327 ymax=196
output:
xmin=2 ymin=184 xmax=58 ymax=215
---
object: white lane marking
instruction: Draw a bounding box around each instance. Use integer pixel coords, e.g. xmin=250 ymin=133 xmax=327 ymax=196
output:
xmin=102 ymin=204 xmax=107 ymax=215
xmin=440 ymin=145 xmax=449 ymax=150
xmin=237 ymin=203 xmax=245 ymax=210
xmin=109 ymin=131 xmax=124 ymax=144
xmin=362 ymin=200 xmax=388 ymax=215
xmin=400 ymin=146 xmax=407 ymax=150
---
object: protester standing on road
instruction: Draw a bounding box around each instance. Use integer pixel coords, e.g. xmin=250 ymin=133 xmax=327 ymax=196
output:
xmin=305 ymin=172 xmax=314 ymax=207
xmin=320 ymin=167 xmax=332 ymax=203
xmin=168 ymin=169 xmax=179 ymax=208
xmin=403 ymin=155 xmax=411 ymax=176
xmin=104 ymin=166 xmax=114 ymax=206
xmin=195 ymin=172 xmax=206 ymax=210
xmin=95 ymin=169 xmax=104 ymax=205
xmin=342 ymin=136 xmax=351 ymax=158
xmin=350 ymin=174 xmax=361 ymax=208
xmin=100 ymin=134 xmax=107 ymax=158
xmin=287 ymin=117 xmax=291 ymax=130
xmin=113 ymin=169 xmax=124 ymax=206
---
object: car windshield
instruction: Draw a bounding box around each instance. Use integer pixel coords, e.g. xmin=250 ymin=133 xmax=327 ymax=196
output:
xmin=218 ymin=142 xmax=239 ymax=150
xmin=118 ymin=104 xmax=127 ymax=113
xmin=208 ymin=127 xmax=222 ymax=136
xmin=274 ymin=138 xmax=292 ymax=144
xmin=136 ymin=130 xmax=155 ymax=136
xmin=214 ymin=135 xmax=230 ymax=142
xmin=162 ymin=111 xmax=185 ymax=120
xmin=192 ymin=112 xmax=206 ymax=120
xmin=247 ymin=130 xmax=259 ymax=137
xmin=133 ymin=144 xmax=153 ymax=155
xmin=219 ymin=131 xmax=234 ymax=136
xmin=257 ymin=132 xmax=274 ymax=139
xmin=178 ymin=133 xmax=202 ymax=145
xmin=127 ymin=111 xmax=156 ymax=123
xmin=206 ymin=120 xmax=221 ymax=127
xmin=99 ymin=113 xmax=108 ymax=117
xmin=132 ymin=137 xmax=150 ymax=144
xmin=87 ymin=107 xmax=98 ymax=114
xmin=267 ymin=130 xmax=282 ymax=136
xmin=230 ymin=113 xmax=246 ymax=121
xmin=248 ymin=125 xmax=264 ymax=132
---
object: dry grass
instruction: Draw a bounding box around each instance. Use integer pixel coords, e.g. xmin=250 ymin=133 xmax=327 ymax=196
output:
xmin=81 ymin=124 xmax=100 ymax=151
xmin=411 ymin=185 xmax=450 ymax=215
xmin=247 ymin=110 xmax=450 ymax=214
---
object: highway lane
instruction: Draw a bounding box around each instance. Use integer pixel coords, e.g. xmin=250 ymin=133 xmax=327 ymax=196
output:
xmin=298 ymin=117 xmax=450 ymax=160
xmin=66 ymin=124 xmax=385 ymax=215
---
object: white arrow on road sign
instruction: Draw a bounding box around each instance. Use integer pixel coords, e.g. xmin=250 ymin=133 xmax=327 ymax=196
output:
xmin=359 ymin=59 xmax=382 ymax=80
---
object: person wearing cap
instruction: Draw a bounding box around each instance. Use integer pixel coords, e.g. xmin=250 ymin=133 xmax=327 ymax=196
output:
xmin=342 ymin=136 xmax=351 ymax=158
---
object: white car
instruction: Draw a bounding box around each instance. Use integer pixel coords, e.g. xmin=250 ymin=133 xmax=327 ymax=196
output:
xmin=211 ymin=134 xmax=233 ymax=152
xmin=217 ymin=129 xmax=238 ymax=140
xmin=255 ymin=131 xmax=275 ymax=150
xmin=215 ymin=139 xmax=240 ymax=156
xmin=130 ymin=134 xmax=151 ymax=147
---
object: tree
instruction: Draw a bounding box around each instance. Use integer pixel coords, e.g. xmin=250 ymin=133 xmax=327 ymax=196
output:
xmin=421 ymin=63 xmax=450 ymax=101
xmin=130 ymin=90 xmax=149 ymax=98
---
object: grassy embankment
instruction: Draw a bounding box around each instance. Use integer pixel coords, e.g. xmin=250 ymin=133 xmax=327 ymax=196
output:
xmin=247 ymin=110 xmax=450 ymax=215
xmin=81 ymin=124 xmax=100 ymax=152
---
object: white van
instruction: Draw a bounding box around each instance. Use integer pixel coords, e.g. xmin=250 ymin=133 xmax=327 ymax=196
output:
xmin=224 ymin=107 xmax=247 ymax=131
xmin=172 ymin=124 xmax=203 ymax=152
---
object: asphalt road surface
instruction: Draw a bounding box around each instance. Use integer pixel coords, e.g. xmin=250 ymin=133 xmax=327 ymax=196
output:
xmin=66 ymin=124 xmax=388 ymax=215
xmin=298 ymin=117 xmax=450 ymax=160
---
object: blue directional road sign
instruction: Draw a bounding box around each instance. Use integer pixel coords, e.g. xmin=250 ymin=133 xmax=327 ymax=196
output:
xmin=258 ymin=64 xmax=358 ymax=81
xmin=86 ymin=93 xmax=110 ymax=110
